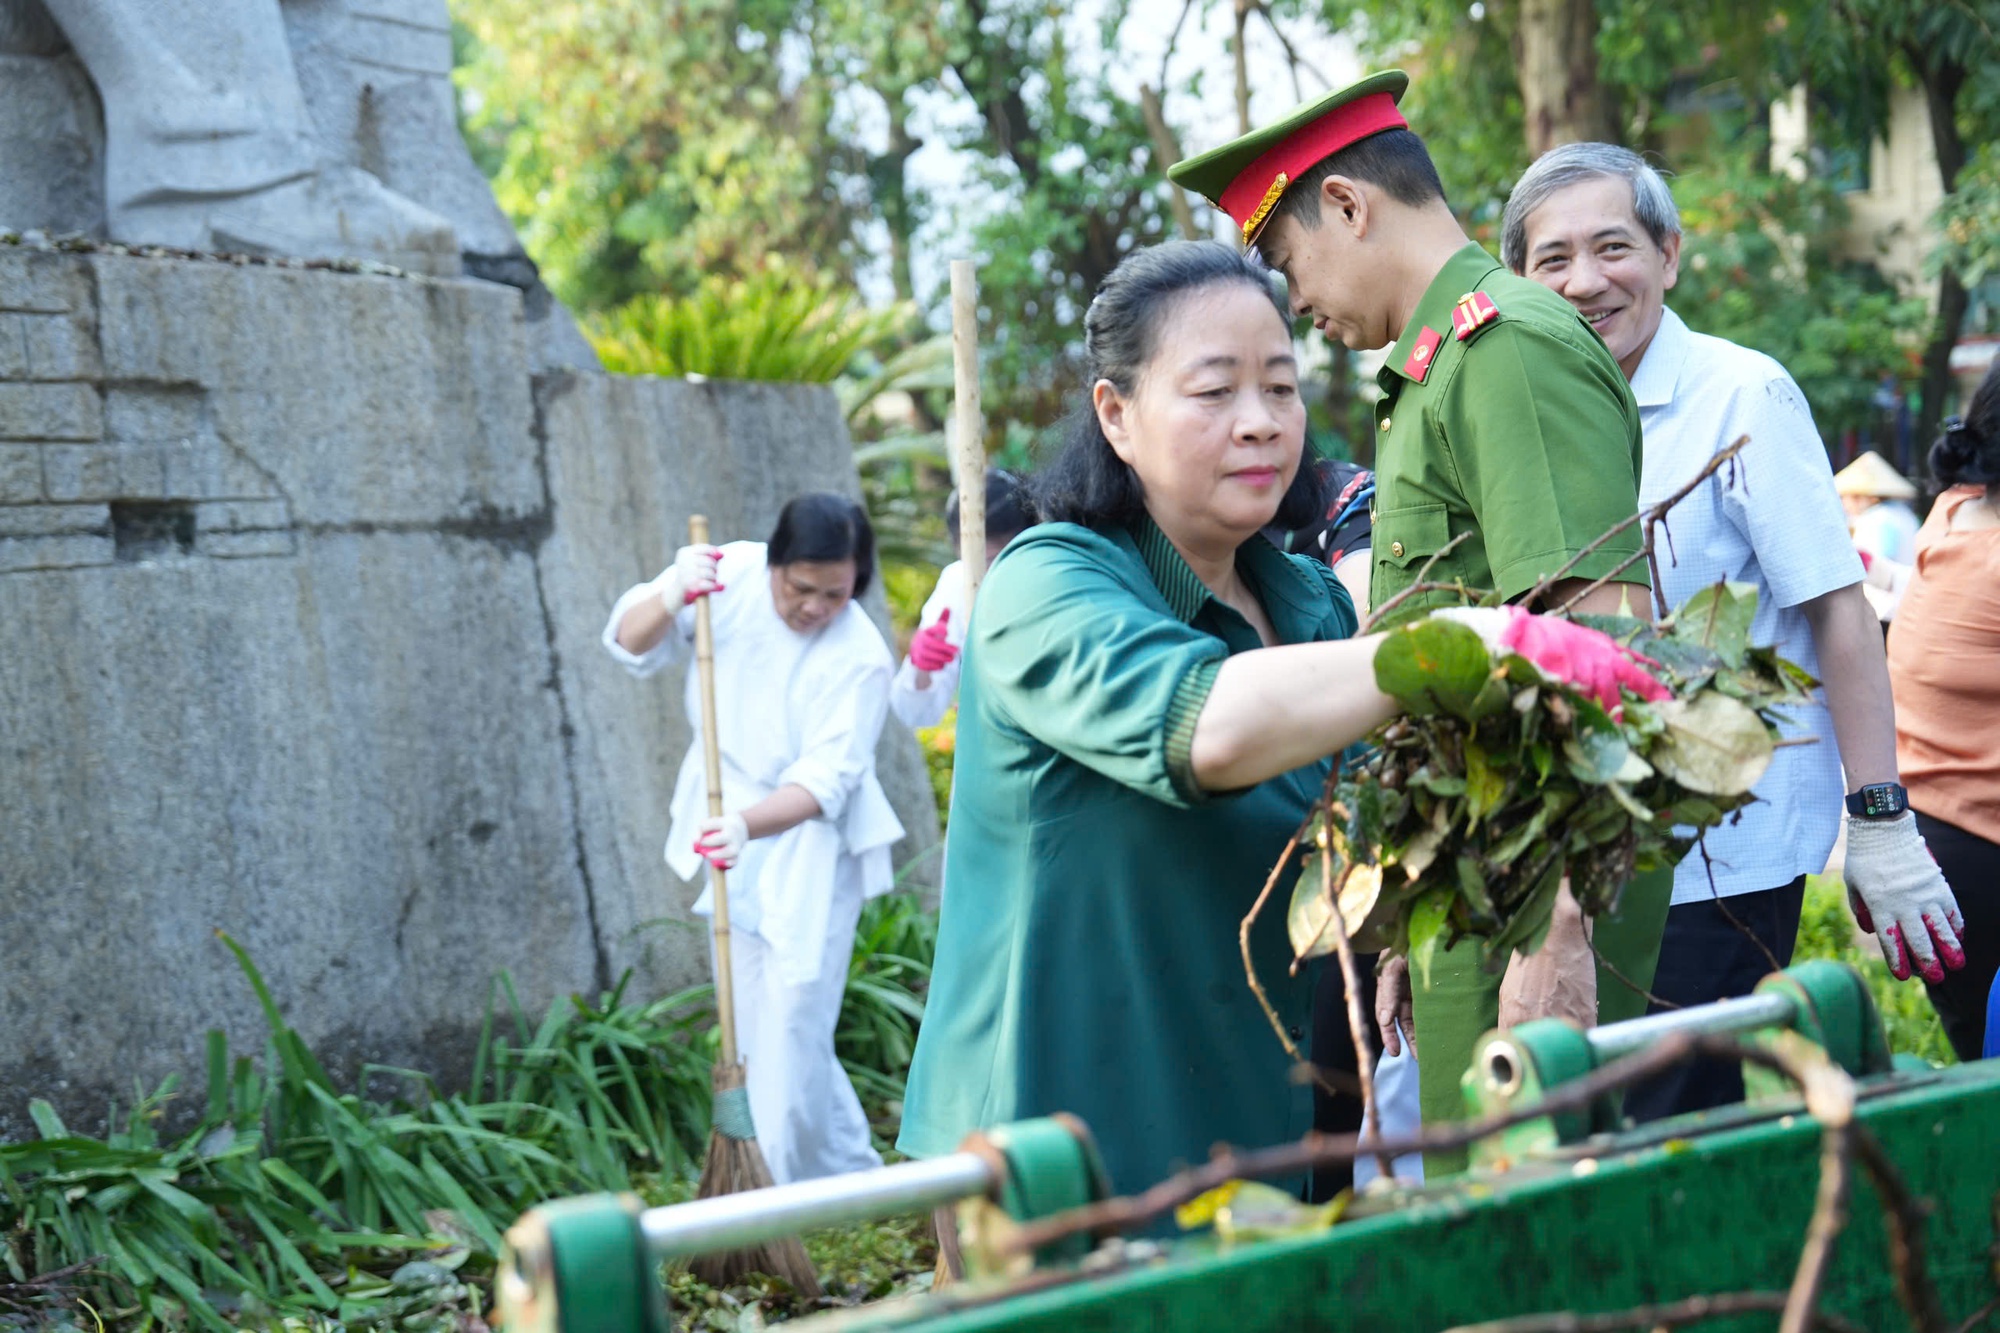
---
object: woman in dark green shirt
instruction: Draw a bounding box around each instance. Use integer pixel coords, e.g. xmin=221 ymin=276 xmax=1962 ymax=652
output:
xmin=897 ymin=241 xmax=1641 ymax=1198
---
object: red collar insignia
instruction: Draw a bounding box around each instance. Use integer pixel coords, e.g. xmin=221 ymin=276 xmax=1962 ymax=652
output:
xmin=1402 ymin=325 xmax=1443 ymax=382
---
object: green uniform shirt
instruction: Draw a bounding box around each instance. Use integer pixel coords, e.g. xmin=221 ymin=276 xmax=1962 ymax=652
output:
xmin=1369 ymin=243 xmax=1648 ymax=611
xmin=898 ymin=518 xmax=1357 ymax=1199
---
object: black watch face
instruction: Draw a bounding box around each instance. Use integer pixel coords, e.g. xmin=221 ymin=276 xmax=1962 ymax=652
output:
xmin=1859 ymin=785 xmax=1905 ymax=818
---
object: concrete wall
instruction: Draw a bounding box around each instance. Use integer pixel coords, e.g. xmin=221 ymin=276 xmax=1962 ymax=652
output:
xmin=0 ymin=245 xmax=938 ymax=1139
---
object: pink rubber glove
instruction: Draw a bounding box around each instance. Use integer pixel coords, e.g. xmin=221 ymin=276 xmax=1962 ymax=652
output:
xmin=654 ymin=543 xmax=724 ymax=608
xmin=692 ymin=813 xmax=748 ymax=870
xmin=908 ymin=608 xmax=959 ymax=673
xmin=1435 ymin=606 xmax=1670 ymax=714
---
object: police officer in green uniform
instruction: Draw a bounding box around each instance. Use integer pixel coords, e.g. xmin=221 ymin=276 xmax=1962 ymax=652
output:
xmin=1171 ymin=71 xmax=1675 ymax=1176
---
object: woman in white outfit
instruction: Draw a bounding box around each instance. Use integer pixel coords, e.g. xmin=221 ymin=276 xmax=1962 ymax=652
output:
xmin=602 ymin=492 xmax=904 ymax=1185
xmin=889 ymin=469 xmax=1037 ymax=729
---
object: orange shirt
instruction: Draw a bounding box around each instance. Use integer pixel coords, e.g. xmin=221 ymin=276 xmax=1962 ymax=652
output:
xmin=1888 ymin=487 xmax=2000 ymax=844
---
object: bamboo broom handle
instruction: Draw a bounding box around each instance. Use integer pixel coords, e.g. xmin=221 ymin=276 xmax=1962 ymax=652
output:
xmin=950 ymin=260 xmax=985 ymax=610
xmin=689 ymin=514 xmax=739 ymax=1068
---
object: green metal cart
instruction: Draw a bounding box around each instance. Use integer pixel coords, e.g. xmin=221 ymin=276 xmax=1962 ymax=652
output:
xmin=497 ymin=961 xmax=2000 ymax=1333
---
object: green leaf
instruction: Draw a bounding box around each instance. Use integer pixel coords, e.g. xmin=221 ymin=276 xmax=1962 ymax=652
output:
xmin=1563 ymin=728 xmax=1637 ymax=785
xmin=1671 ymin=581 xmax=1759 ymax=667
xmin=1287 ymin=858 xmax=1340 ymax=963
xmin=1652 ymin=693 xmax=1776 ymax=796
xmin=1454 ymin=854 xmax=1495 ymax=920
xmin=1410 ymin=769 xmax=1468 ymax=797
xmin=1408 ymin=889 xmax=1453 ymax=990
xmin=1464 ymin=741 xmax=1506 ymax=826
xmin=1373 ymin=619 xmax=1496 ymax=720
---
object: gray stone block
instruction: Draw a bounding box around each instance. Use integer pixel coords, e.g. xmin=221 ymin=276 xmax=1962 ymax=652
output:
xmin=195 ymin=498 xmax=290 ymax=531
xmin=0 ymin=501 xmax=106 ymax=536
xmin=199 ymin=528 xmax=296 ymax=559
xmin=0 ymin=443 xmax=36 ymax=500
xmin=41 ymin=442 xmax=117 ymax=500
xmin=0 ymin=381 xmax=100 ymax=440
xmin=0 ymin=531 xmax=110 ymax=571
xmin=0 ymin=245 xmax=89 ymax=314
xmin=0 ymin=313 xmax=26 ymax=377
xmin=21 ymin=308 xmax=99 ymax=380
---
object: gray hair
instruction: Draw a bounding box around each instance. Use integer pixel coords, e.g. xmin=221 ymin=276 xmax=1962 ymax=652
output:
xmin=1500 ymin=143 xmax=1682 ymax=273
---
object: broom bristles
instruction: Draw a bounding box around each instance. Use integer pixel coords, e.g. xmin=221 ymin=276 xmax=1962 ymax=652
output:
xmin=689 ymin=1062 xmax=823 ymax=1298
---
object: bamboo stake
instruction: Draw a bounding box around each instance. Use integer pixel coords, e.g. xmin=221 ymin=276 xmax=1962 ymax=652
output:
xmin=950 ymin=260 xmax=985 ymax=610
xmin=690 ymin=514 xmax=739 ymax=1069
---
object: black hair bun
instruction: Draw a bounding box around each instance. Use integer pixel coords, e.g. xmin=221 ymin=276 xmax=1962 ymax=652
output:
xmin=1929 ymin=414 xmax=1997 ymax=487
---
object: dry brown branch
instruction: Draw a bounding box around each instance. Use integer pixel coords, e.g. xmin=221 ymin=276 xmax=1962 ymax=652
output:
xmin=1315 ymin=810 xmax=1394 ymax=1181
xmin=1851 ymin=1128 xmax=1952 ymax=1333
xmin=1239 ymin=822 xmax=1350 ymax=1102
xmin=1443 ymin=1291 xmax=1865 ymax=1333
xmin=1588 ymin=937 xmax=1679 ymax=1010
xmin=1525 ymin=435 xmax=1750 ymax=616
xmin=1951 ymin=1297 xmax=1999 ymax=1333
xmin=1699 ymin=838 xmax=1786 ymax=977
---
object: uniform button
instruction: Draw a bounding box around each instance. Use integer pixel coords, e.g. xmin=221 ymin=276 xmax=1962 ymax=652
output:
xmin=1390 ymin=541 xmax=1405 ymax=558
xmin=1287 ymin=1026 xmax=1303 ymax=1041
xmin=1378 ymin=417 xmax=1392 ymax=432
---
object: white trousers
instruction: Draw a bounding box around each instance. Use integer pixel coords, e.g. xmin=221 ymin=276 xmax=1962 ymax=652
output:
xmin=714 ymin=874 xmax=883 ymax=1186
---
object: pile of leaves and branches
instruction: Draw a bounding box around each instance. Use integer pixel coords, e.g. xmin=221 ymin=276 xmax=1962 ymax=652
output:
xmin=1274 ymin=441 xmax=1799 ymax=997
xmin=1290 ymin=576 xmax=1810 ymax=988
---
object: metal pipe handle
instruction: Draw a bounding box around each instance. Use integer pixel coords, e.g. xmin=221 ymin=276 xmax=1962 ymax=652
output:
xmin=1587 ymin=991 xmax=1796 ymax=1063
xmin=640 ymin=1153 xmax=996 ymax=1261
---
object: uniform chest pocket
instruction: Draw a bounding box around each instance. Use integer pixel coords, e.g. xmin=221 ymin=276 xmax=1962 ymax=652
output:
xmin=1372 ymin=502 xmax=1453 ymax=573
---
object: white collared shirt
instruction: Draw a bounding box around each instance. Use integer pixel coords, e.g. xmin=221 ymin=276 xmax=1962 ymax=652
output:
xmin=1631 ymin=308 xmax=1863 ymax=903
xmin=600 ymin=541 xmax=905 ymax=981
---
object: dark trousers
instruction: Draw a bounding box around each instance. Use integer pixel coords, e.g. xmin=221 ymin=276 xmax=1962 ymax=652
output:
xmin=1625 ymin=876 xmax=1805 ymax=1124
xmin=1917 ymin=811 xmax=2000 ymax=1063
xmin=1307 ymin=952 xmax=1377 ymax=1202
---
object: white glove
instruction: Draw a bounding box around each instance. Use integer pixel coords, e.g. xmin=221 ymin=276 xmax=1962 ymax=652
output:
xmin=654 ymin=543 xmax=723 ymax=610
xmin=1844 ymin=812 xmax=1965 ymax=982
xmin=692 ymin=812 xmax=749 ymax=871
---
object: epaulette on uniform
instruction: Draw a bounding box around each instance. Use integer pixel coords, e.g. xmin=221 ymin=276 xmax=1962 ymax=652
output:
xmin=1452 ymin=291 xmax=1500 ymax=341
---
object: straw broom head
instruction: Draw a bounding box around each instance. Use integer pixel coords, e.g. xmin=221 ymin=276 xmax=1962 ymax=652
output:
xmin=688 ymin=1062 xmax=822 ymax=1294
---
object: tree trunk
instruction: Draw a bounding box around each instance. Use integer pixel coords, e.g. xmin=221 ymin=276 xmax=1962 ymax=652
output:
xmin=1513 ymin=0 xmax=1614 ymax=158
xmin=1911 ymin=51 xmax=1970 ymax=464
xmin=1233 ymin=0 xmax=1252 ymax=135
xmin=1139 ymin=85 xmax=1202 ymax=241
xmin=879 ymin=106 xmax=919 ymax=304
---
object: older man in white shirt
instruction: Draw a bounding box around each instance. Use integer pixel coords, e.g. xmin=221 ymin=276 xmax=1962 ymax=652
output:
xmin=1503 ymin=144 xmax=1965 ymax=1118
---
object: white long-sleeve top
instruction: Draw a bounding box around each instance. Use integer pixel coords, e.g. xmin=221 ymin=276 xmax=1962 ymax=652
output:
xmin=889 ymin=559 xmax=970 ymax=729
xmin=602 ymin=541 xmax=905 ymax=983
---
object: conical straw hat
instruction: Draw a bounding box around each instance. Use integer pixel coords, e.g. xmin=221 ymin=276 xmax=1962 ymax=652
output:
xmin=1834 ymin=450 xmax=1917 ymax=499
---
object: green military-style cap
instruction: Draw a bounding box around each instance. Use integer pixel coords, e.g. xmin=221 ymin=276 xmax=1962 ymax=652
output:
xmin=1168 ymin=71 xmax=1411 ymax=247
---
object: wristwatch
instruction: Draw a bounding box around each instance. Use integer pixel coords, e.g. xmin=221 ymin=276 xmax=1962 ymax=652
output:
xmin=1845 ymin=783 xmax=1909 ymax=819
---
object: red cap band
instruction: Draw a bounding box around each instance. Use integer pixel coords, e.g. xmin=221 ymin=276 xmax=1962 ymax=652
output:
xmin=1219 ymin=92 xmax=1409 ymax=242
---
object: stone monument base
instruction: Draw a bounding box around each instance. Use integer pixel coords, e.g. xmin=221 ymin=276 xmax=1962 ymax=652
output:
xmin=0 ymin=242 xmax=939 ymax=1139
